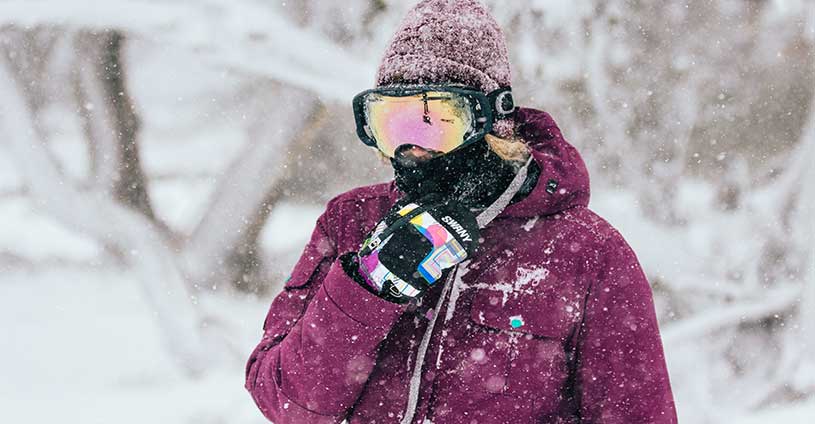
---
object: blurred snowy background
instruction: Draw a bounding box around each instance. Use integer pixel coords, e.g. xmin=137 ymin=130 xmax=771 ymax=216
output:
xmin=0 ymin=0 xmax=813 ymax=423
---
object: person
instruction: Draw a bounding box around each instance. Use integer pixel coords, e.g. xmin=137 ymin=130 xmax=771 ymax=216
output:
xmin=245 ymin=0 xmax=678 ymax=422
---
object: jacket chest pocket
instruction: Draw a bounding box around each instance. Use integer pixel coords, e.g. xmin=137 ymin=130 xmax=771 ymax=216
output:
xmin=464 ymin=287 xmax=581 ymax=411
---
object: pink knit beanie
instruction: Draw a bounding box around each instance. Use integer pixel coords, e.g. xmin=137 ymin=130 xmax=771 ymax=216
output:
xmin=375 ymin=0 xmax=515 ymax=138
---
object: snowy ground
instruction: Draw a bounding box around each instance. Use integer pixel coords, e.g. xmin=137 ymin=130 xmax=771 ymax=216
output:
xmin=0 ymin=267 xmax=265 ymax=424
xmin=0 ymin=194 xmax=316 ymax=424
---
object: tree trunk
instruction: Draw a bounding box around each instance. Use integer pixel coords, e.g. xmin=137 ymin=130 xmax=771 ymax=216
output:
xmin=74 ymin=30 xmax=155 ymax=220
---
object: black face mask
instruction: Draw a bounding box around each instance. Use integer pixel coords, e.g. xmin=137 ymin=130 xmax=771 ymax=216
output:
xmin=391 ymin=139 xmax=520 ymax=210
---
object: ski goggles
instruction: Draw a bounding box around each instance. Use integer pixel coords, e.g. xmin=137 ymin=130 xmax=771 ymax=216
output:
xmin=352 ymin=85 xmax=515 ymax=158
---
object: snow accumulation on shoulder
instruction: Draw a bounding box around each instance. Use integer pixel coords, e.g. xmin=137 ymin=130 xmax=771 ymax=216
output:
xmin=522 ymin=216 xmax=539 ymax=232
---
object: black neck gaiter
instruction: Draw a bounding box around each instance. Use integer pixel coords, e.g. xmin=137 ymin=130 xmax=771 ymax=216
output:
xmin=391 ymin=139 xmax=520 ymax=210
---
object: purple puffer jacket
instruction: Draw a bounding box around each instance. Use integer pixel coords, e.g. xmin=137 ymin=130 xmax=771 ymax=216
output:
xmin=245 ymin=107 xmax=677 ymax=423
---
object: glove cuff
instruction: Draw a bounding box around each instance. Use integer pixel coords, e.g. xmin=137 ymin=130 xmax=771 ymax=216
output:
xmin=340 ymin=252 xmax=402 ymax=303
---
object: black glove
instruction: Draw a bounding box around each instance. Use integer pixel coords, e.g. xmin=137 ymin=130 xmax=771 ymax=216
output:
xmin=344 ymin=194 xmax=480 ymax=304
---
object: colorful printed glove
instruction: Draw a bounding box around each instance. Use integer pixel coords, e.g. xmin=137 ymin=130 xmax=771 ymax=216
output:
xmin=348 ymin=194 xmax=480 ymax=304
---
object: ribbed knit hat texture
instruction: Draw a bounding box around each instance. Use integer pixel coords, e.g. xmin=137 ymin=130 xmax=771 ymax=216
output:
xmin=375 ymin=0 xmax=515 ymax=138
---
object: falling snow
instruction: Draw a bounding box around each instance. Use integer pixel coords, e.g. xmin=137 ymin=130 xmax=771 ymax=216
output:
xmin=0 ymin=0 xmax=812 ymax=423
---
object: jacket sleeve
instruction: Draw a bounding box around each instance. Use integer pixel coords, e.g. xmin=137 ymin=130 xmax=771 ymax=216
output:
xmin=244 ymin=203 xmax=408 ymax=423
xmin=574 ymin=231 xmax=678 ymax=423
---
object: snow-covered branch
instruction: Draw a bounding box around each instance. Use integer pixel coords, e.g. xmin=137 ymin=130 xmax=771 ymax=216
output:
xmin=662 ymin=286 xmax=799 ymax=346
xmin=181 ymin=84 xmax=324 ymax=291
xmin=0 ymin=0 xmax=375 ymax=100
xmin=790 ymin=98 xmax=815 ymax=390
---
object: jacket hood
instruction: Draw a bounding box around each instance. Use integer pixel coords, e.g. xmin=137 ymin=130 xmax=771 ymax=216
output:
xmin=498 ymin=107 xmax=591 ymax=219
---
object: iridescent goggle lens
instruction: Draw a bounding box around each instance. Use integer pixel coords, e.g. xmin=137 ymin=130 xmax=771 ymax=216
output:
xmin=363 ymin=91 xmax=474 ymax=158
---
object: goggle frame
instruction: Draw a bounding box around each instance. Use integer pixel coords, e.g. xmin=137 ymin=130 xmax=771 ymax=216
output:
xmin=352 ymin=84 xmax=515 ymax=156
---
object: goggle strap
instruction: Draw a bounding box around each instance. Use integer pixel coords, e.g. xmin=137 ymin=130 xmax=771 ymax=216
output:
xmin=487 ymin=87 xmax=515 ymax=119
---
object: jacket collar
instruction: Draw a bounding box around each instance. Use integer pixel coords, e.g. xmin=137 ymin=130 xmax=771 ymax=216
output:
xmin=496 ymin=107 xmax=591 ymax=219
